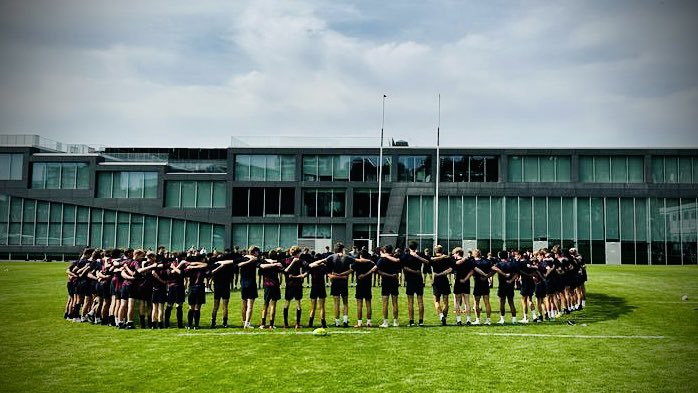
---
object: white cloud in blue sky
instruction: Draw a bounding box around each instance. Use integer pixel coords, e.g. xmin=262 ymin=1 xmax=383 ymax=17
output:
xmin=0 ymin=0 xmax=696 ymax=147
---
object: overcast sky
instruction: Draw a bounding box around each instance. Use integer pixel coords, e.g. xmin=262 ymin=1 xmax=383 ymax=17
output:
xmin=0 ymin=0 xmax=696 ymax=148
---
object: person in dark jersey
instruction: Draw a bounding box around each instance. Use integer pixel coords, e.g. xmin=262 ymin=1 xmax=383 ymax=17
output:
xmin=238 ymin=246 xmax=261 ymax=328
xmin=164 ymin=253 xmax=186 ymax=328
xmin=422 ymin=248 xmax=433 ymax=286
xmin=257 ymin=250 xmax=284 ymax=329
xmin=492 ymin=250 xmax=519 ymax=325
xmin=65 ymin=258 xmax=79 ymax=321
xmin=351 ymin=250 xmax=375 ymax=327
xmin=136 ymin=251 xmax=157 ymax=328
xmin=282 ymin=246 xmax=307 ymax=329
xmin=514 ymin=250 xmax=535 ymax=323
xmin=96 ymin=250 xmax=113 ymax=325
xmin=184 ymin=252 xmax=208 ymax=330
xmin=430 ymin=245 xmax=454 ymax=326
xmin=374 ymin=245 xmax=401 ymax=328
xmin=471 ymin=249 xmax=493 ymax=325
xmin=149 ymin=251 xmax=168 ymax=329
xmin=209 ymin=250 xmax=236 ymax=328
xmin=307 ymin=254 xmax=328 ymax=328
xmin=107 ymin=249 xmax=124 ymax=327
xmin=542 ymin=251 xmax=559 ymax=320
xmin=452 ymin=247 xmax=474 ymax=326
xmin=327 ymin=243 xmax=353 ymax=328
xmin=402 ymin=241 xmax=429 ymax=327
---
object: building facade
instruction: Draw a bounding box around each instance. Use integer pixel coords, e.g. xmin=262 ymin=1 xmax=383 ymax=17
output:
xmin=1 ymin=135 xmax=697 ymax=264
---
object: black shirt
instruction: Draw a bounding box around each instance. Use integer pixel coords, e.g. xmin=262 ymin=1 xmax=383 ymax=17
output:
xmin=401 ymin=253 xmax=424 ymax=284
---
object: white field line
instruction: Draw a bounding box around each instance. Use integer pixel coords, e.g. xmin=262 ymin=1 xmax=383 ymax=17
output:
xmin=468 ymin=332 xmax=665 ymax=339
xmin=177 ymin=330 xmax=373 ymax=337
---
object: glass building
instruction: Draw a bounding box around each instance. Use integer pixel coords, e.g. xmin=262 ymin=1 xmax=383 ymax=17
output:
xmin=0 ymin=135 xmax=697 ymax=265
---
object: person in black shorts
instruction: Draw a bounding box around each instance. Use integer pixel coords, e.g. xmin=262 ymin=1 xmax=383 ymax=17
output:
xmin=542 ymin=251 xmax=560 ymax=320
xmin=422 ymin=248 xmax=433 ymax=286
xmin=471 ymin=249 xmax=493 ymax=325
xmin=514 ymin=250 xmax=535 ymax=323
xmin=375 ymin=245 xmax=401 ymax=328
xmin=492 ymin=250 xmax=518 ymax=325
xmin=327 ymin=243 xmax=353 ymax=328
xmin=165 ymin=254 xmax=186 ymax=328
xmin=307 ymin=255 xmax=328 ymax=328
xmin=430 ymin=245 xmax=454 ymax=326
xmin=452 ymin=247 xmax=474 ymax=326
xmin=208 ymin=250 xmax=236 ymax=328
xmin=283 ymin=246 xmax=307 ymax=329
xmin=183 ymin=252 xmax=208 ymax=329
xmin=150 ymin=252 xmax=168 ymax=329
xmin=238 ymin=246 xmax=260 ymax=329
xmin=570 ymin=248 xmax=586 ymax=309
xmin=532 ymin=251 xmax=548 ymax=322
xmin=402 ymin=241 xmax=429 ymax=327
xmin=351 ymin=250 xmax=375 ymax=327
xmin=257 ymin=250 xmax=284 ymax=329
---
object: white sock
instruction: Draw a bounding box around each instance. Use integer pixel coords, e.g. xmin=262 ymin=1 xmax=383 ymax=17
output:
xmin=393 ymin=319 xmax=398 ymax=325
xmin=522 ymin=313 xmax=527 ymax=320
xmin=512 ymin=317 xmax=517 ymax=324
xmin=383 ymin=319 xmax=388 ymax=325
xmin=439 ymin=313 xmax=444 ymax=319
xmin=335 ymin=318 xmax=340 ymax=325
xmin=357 ymin=320 xmax=362 ymax=326
xmin=343 ymin=315 xmax=348 ymax=323
xmin=456 ymin=315 xmax=462 ymax=323
xmin=486 ymin=318 xmax=491 ymax=323
xmin=466 ymin=315 xmax=471 ymax=322
xmin=367 ymin=319 xmax=372 ymax=325
xmin=582 ymin=300 xmax=586 ymax=307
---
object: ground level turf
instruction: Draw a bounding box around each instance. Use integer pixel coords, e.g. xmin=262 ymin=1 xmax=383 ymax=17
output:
xmin=0 ymin=263 xmax=696 ymax=392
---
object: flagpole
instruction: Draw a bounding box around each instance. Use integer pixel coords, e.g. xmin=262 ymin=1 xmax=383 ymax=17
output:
xmin=377 ymin=94 xmax=386 ymax=250
xmin=434 ymin=94 xmax=441 ymax=248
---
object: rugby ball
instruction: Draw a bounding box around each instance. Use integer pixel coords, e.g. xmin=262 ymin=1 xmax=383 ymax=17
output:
xmin=681 ymin=295 xmax=689 ymax=301
xmin=312 ymin=327 xmax=329 ymax=336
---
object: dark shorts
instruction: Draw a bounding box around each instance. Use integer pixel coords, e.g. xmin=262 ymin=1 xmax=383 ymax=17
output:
xmin=67 ymin=281 xmax=76 ymax=296
xmin=422 ymin=264 xmax=433 ymax=274
xmin=120 ymin=284 xmax=137 ymax=300
xmin=76 ymin=280 xmax=91 ymax=296
xmin=137 ymin=285 xmax=152 ymax=302
xmin=264 ymin=286 xmax=281 ymax=302
xmin=405 ymin=280 xmax=424 ymax=296
xmin=381 ymin=278 xmax=399 ymax=297
xmin=545 ymin=279 xmax=557 ymax=295
xmin=309 ymin=285 xmax=327 ymax=299
xmin=535 ymin=282 xmax=547 ymax=298
xmin=241 ymin=284 xmax=258 ymax=300
xmin=284 ymin=285 xmax=303 ymax=301
xmin=520 ymin=281 xmax=535 ymax=297
xmin=497 ymin=283 xmax=515 ymax=298
xmin=432 ymin=280 xmax=451 ymax=298
xmin=152 ymin=287 xmax=167 ymax=304
xmin=214 ymin=282 xmax=231 ymax=300
xmin=330 ymin=280 xmax=348 ymax=297
xmin=473 ymin=279 xmax=490 ymax=297
xmin=91 ymin=281 xmax=100 ymax=296
xmin=167 ymin=285 xmax=185 ymax=304
xmin=355 ymin=283 xmax=372 ymax=300
xmin=96 ymin=282 xmax=108 ymax=298
xmin=453 ymin=280 xmax=471 ymax=295
xmin=188 ymin=284 xmax=206 ymax=305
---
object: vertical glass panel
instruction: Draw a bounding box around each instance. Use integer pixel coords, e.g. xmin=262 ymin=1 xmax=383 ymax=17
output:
xmin=678 ymin=157 xmax=692 ymax=183
xmin=450 ymin=196 xmax=463 ymax=239
xmin=606 ymin=198 xmax=620 ymax=241
xmin=61 ymin=163 xmax=77 ymax=189
xmin=421 ymin=196 xmax=434 ymax=236
xmin=611 ymin=156 xmax=628 ymax=183
xmin=212 ymin=182 xmax=226 ymax=208
xmin=232 ymin=188 xmax=248 ymax=216
xmin=196 ymin=181 xmax=212 ymax=208
xmin=22 ymin=199 xmax=35 ymax=223
xmin=364 ymin=156 xmax=379 ymax=182
xmin=48 ymin=221 xmax=61 ymax=245
xmin=562 ymin=198 xmax=575 ymax=241
xmin=353 ymin=189 xmax=371 ymax=217
xmin=635 ymin=198 xmax=648 ymax=242
xmin=248 ymin=188 xmax=263 ymax=216
xmin=523 ymin=156 xmax=539 ymax=182
xmin=519 ymin=197 xmax=532 ymax=240
xmin=350 ymin=156 xmax=364 ymax=181
xmin=556 ymin=156 xmax=571 ymax=182
xmin=63 ymin=205 xmax=75 ymax=223
xmin=664 ymin=157 xmax=678 ymax=184
xmin=185 ymin=221 xmax=198 ymax=250
xmin=591 ymin=198 xmax=605 ymax=240
xmin=547 ymin=197 xmax=562 ymax=241
xmin=533 ymin=197 xmax=547 ymax=240
xmin=594 ymin=157 xmax=610 ymax=183
xmin=665 ymin=198 xmax=681 ymax=264
xmin=505 ymin=197 xmax=519 ymax=242
xmin=280 ymin=188 xmax=294 ymax=216
xmin=46 ymin=163 xmax=61 ymax=189
xmin=143 ymin=216 xmax=157 ymax=250
xmin=303 ymin=155 xmax=318 ymax=181
xmin=318 ymin=156 xmax=333 ymax=181
xmin=165 ymin=181 xmax=181 ymax=207
xmin=381 ymin=156 xmax=391 ymax=182
xmin=250 ymin=155 xmax=266 ymax=181
xmin=76 ymin=206 xmax=89 ymax=223
xmin=62 ymin=223 xmax=75 ymax=246
xmin=332 ymin=190 xmax=345 ymax=217
xmin=180 ymin=181 xmax=196 ymax=208
xmin=31 ymin=163 xmax=46 ymax=189
xmin=303 ymin=190 xmax=316 ymax=217
xmin=470 ymin=157 xmax=485 ymax=182
xmin=11 ymin=154 xmax=23 ymax=179
xmin=476 ymin=196 xmax=490 ymax=239
xmin=157 ymin=218 xmax=171 ymax=250
xmin=415 ymin=156 xmax=430 ymax=182
xmin=579 ymin=156 xmax=594 ymax=182
xmin=102 ymin=211 xmax=116 ymax=249
xmin=21 ymin=223 xmax=34 ymax=245
xmin=491 ymin=197 xmax=503 ymax=240
xmin=113 ymin=172 xmax=128 ymax=198
xmin=485 ymin=156 xmax=499 ymax=182
xmin=317 ymin=224 xmax=332 ymax=239
xmin=263 ymin=224 xmax=279 ymax=250
xmin=264 ymin=188 xmax=280 ymax=216
xmin=212 ymin=225 xmax=225 ymax=251
xmin=35 ymin=223 xmax=48 ymax=246
xmin=116 ymin=212 xmax=129 ymax=248
xmin=143 ymin=172 xmax=158 ymax=198
xmin=0 ymin=155 xmax=10 ymax=180
xmin=440 ymin=156 xmax=454 ymax=182
xmin=454 ymin=156 xmax=468 ymax=182
xmin=315 ymin=190 xmax=331 ymax=217
xmin=628 ymin=156 xmax=644 ymax=183
xmin=333 ymin=155 xmax=350 ymax=181
xmin=199 ymin=223 xmax=212 ymax=250
xmin=461 ymin=197 xmax=475 ymax=239
xmin=171 ymin=219 xmax=185 ymax=251
xmin=266 ymin=155 xmax=280 ymax=181
xmin=620 ymin=198 xmax=635 ymax=241
xmin=235 ymin=155 xmax=250 ymax=181
xmin=508 ymin=156 xmax=522 ymax=182
xmin=437 ymin=196 xmax=449 ymax=238
xmin=97 ymin=172 xmax=112 ymax=198
xmin=681 ymin=198 xmax=697 ymax=265
xmin=407 ymin=196 xmax=421 ymax=235
xmin=36 ymin=201 xmax=49 ymax=223
xmin=127 ymin=171 xmax=144 ymax=198
xmin=279 ymin=224 xmax=296 ymax=249
xmin=76 ymin=163 xmax=89 ymax=189
xmin=577 ymin=197 xmax=591 ymax=240
xmin=281 ymin=155 xmax=296 ymax=181
xmin=9 ymin=197 xmax=22 ymax=222
xmin=233 ymin=225 xmax=247 ymax=248
xmin=130 ymin=214 xmax=143 ymax=248
xmin=540 ymin=156 xmax=556 ymax=182
xmin=248 ymin=224 xmax=263 ymax=248
xmin=651 ymin=157 xmax=664 ymax=183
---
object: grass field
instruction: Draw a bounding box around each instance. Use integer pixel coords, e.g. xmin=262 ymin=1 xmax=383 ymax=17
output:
xmin=0 ymin=262 xmax=696 ymax=392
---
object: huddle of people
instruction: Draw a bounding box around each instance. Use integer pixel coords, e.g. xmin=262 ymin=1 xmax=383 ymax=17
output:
xmin=64 ymin=242 xmax=587 ymax=330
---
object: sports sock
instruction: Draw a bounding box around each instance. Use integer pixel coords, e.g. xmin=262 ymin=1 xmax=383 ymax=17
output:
xmin=383 ymin=319 xmax=388 ymax=325
xmin=176 ymin=306 xmax=183 ymax=327
xmin=357 ymin=320 xmax=363 ymax=326
xmin=222 ymin=317 xmax=228 ymax=326
xmin=283 ymin=308 xmax=289 ymax=327
xmin=140 ymin=315 xmax=146 ymax=328
xmin=335 ymin=318 xmax=340 ymax=326
xmin=261 ymin=317 xmax=266 ymax=326
xmin=456 ymin=315 xmax=462 ymax=323
xmin=269 ymin=319 xmax=274 ymax=327
xmin=296 ymin=309 xmax=301 ymax=325
xmin=165 ymin=306 xmax=172 ymax=327
xmin=343 ymin=315 xmax=348 ymax=323
xmin=187 ymin=310 xmax=194 ymax=327
xmin=308 ymin=316 xmax=314 ymax=327
xmin=367 ymin=319 xmax=372 ymax=325
xmin=439 ymin=313 xmax=444 ymax=319
xmin=147 ymin=316 xmax=152 ymax=328
xmin=194 ymin=310 xmax=200 ymax=327
xmin=321 ymin=319 xmax=327 ymax=328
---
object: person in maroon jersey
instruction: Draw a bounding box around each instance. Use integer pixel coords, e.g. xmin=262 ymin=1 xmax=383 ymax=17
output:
xmin=165 ymin=253 xmax=187 ymax=328
xmin=257 ymin=250 xmax=284 ymax=329
xmin=307 ymin=254 xmax=329 ymax=328
xmin=64 ymin=259 xmax=79 ymax=320
xmin=184 ymin=253 xmax=209 ymax=330
xmin=149 ymin=251 xmax=168 ymax=329
xmin=283 ymin=246 xmax=308 ymax=329
xmin=106 ymin=249 xmax=123 ymax=327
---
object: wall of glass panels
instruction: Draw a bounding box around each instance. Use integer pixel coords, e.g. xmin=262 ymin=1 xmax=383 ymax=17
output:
xmin=302 ymin=155 xmax=391 ymax=182
xmin=353 ymin=189 xmax=388 ymax=217
xmin=96 ymin=171 xmax=158 ymax=198
xmin=579 ymin=156 xmax=644 ymax=183
xmin=0 ymin=154 xmax=23 ymax=180
xmin=303 ymin=189 xmax=345 ymax=217
xmin=234 ymin=155 xmax=295 ymax=181
xmin=440 ymin=155 xmax=498 ymax=182
xmin=398 ymin=155 xmax=432 ymax=182
xmin=508 ymin=156 xmax=571 ymax=182
xmin=399 ymin=195 xmax=697 ymax=265
xmin=31 ymin=162 xmax=89 ymax=189
xmin=0 ymin=194 xmax=224 ymax=251
xmin=232 ymin=187 xmax=294 ymax=217
xmin=232 ymin=224 xmax=298 ymax=250
xmin=165 ymin=180 xmax=226 ymax=208
xmin=651 ymin=156 xmax=698 ymax=183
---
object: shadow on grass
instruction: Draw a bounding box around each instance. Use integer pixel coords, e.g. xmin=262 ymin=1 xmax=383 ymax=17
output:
xmin=572 ymin=293 xmax=637 ymax=324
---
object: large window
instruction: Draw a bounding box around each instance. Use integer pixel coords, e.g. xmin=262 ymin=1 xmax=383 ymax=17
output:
xmin=440 ymin=155 xmax=498 ymax=182
xmin=234 ymin=155 xmax=295 ymax=181
xmin=303 ymin=189 xmax=345 ymax=217
xmin=232 ymin=187 xmax=294 ymax=217
xmin=398 ymin=156 xmax=431 ymax=182
xmin=0 ymin=154 xmax=23 ymax=180
xmin=31 ymin=162 xmax=89 ymax=189
xmin=651 ymin=156 xmax=697 ymax=183
xmin=165 ymin=181 xmax=226 ymax=208
xmin=353 ymin=189 xmax=388 ymax=217
xmin=232 ymin=224 xmax=297 ymax=250
xmin=579 ymin=156 xmax=644 ymax=183
xmin=97 ymin=172 xmax=158 ymax=198
xmin=302 ymin=155 xmax=391 ymax=182
xmin=508 ymin=156 xmax=570 ymax=182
